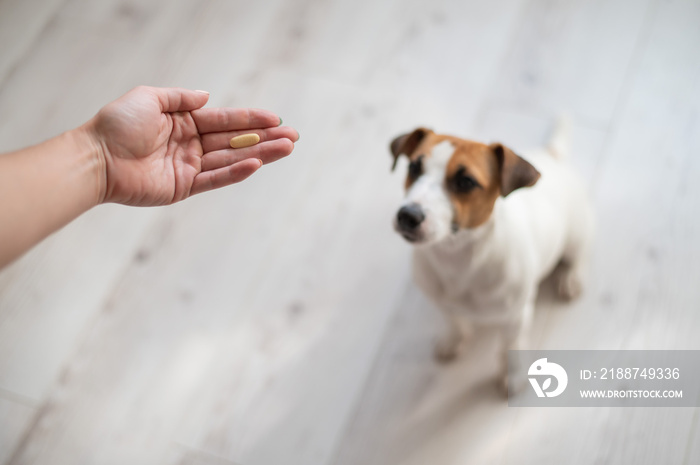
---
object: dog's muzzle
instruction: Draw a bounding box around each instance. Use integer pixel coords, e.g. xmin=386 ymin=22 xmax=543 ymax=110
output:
xmin=396 ymin=203 xmax=425 ymax=240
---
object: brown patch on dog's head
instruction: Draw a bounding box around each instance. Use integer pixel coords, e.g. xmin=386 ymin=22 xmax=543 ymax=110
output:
xmin=445 ymin=141 xmax=540 ymax=229
xmin=490 ymin=143 xmax=541 ymax=196
xmin=389 ymin=128 xmax=431 ymax=171
xmin=443 ymin=141 xmax=502 ymax=229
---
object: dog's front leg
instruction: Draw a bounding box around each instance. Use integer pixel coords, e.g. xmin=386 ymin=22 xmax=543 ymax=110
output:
xmin=434 ymin=306 xmax=470 ymax=363
xmin=499 ymin=301 xmax=534 ymax=395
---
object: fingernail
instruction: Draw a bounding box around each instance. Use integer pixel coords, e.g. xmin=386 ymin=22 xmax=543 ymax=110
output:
xmin=278 ymin=117 xmax=283 ymax=126
xmin=257 ymin=158 xmax=264 ymax=167
xmin=295 ymin=131 xmax=300 ymax=142
xmin=195 ymin=90 xmax=209 ymax=95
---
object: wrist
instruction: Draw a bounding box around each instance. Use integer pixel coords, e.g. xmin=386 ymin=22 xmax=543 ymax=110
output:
xmin=71 ymin=119 xmax=108 ymax=205
xmin=0 ymin=120 xmax=110 ymax=267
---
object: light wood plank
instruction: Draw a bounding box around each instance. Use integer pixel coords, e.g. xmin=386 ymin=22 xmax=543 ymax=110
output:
xmin=0 ymin=396 xmax=35 ymax=464
xmin=0 ymin=0 xmax=65 ymax=87
xmin=0 ymin=205 xmax=157 ymax=401
xmin=485 ymin=0 xmax=654 ymax=126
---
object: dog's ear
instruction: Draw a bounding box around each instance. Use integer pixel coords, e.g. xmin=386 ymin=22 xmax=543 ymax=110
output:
xmin=390 ymin=128 xmax=430 ymax=171
xmin=491 ymin=143 xmax=541 ymax=196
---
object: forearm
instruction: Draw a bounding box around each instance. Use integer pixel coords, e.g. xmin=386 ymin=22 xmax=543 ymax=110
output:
xmin=0 ymin=125 xmax=104 ymax=267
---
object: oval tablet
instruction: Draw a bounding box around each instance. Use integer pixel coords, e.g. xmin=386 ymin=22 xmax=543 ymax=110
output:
xmin=229 ymin=133 xmax=260 ymax=149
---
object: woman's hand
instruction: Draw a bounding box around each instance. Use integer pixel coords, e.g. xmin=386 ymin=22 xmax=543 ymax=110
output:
xmin=0 ymin=86 xmax=299 ymax=267
xmin=87 ymin=86 xmax=298 ymax=206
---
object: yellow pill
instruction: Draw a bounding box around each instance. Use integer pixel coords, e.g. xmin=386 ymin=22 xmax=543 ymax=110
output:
xmin=229 ymin=133 xmax=261 ymax=149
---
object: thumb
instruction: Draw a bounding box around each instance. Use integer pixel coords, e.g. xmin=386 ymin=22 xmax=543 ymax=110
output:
xmin=150 ymin=86 xmax=210 ymax=113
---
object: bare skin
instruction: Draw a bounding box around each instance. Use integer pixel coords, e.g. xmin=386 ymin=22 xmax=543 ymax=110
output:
xmin=0 ymin=86 xmax=299 ymax=267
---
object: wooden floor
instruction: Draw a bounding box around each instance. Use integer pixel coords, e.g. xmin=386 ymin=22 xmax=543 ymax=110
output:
xmin=1 ymin=0 xmax=699 ymax=463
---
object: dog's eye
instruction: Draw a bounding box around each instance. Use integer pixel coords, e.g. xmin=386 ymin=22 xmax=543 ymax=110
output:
xmin=451 ymin=168 xmax=480 ymax=193
xmin=408 ymin=156 xmax=424 ymax=179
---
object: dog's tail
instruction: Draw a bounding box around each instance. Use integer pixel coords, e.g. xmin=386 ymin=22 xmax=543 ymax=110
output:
xmin=547 ymin=115 xmax=572 ymax=159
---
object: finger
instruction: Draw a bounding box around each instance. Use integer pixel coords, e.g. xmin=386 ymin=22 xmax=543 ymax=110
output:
xmin=190 ymin=158 xmax=262 ymax=196
xmin=148 ymin=86 xmax=210 ymax=112
xmin=201 ymin=126 xmax=299 ymax=153
xmin=191 ymin=107 xmax=281 ymax=134
xmin=201 ymin=138 xmax=295 ymax=172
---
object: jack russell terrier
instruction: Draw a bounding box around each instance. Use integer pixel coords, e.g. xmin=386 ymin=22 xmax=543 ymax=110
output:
xmin=390 ymin=120 xmax=593 ymax=390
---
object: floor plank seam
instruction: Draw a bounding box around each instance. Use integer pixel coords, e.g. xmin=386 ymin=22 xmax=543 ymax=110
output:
xmin=472 ymin=0 xmax=537 ymax=135
xmin=0 ymin=387 xmax=36 ymax=409
xmin=588 ymin=0 xmax=660 ymax=193
xmin=325 ymin=278 xmax=414 ymax=465
xmin=682 ymin=408 xmax=700 ymax=465
xmin=0 ymin=0 xmax=70 ymax=91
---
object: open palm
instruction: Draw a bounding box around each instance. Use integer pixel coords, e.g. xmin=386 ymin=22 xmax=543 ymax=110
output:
xmin=90 ymin=86 xmax=298 ymax=206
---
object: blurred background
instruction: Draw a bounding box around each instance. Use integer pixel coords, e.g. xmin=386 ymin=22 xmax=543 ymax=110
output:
xmin=0 ymin=0 xmax=699 ymax=464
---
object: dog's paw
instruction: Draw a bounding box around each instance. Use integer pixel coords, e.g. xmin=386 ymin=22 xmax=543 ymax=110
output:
xmin=556 ymin=267 xmax=582 ymax=301
xmin=433 ymin=336 xmax=460 ymax=363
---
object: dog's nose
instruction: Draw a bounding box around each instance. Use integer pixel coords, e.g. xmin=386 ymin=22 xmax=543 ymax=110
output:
xmin=397 ymin=204 xmax=425 ymax=231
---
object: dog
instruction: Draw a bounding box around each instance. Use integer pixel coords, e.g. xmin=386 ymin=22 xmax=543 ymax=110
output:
xmin=390 ymin=119 xmax=593 ymax=390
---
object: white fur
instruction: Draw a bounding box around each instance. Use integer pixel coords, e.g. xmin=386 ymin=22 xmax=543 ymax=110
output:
xmin=397 ymin=131 xmax=594 ymax=382
xmin=398 ymin=140 xmax=455 ymax=242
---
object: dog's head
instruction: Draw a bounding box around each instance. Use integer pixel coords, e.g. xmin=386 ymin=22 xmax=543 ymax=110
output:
xmin=390 ymin=128 xmax=540 ymax=245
